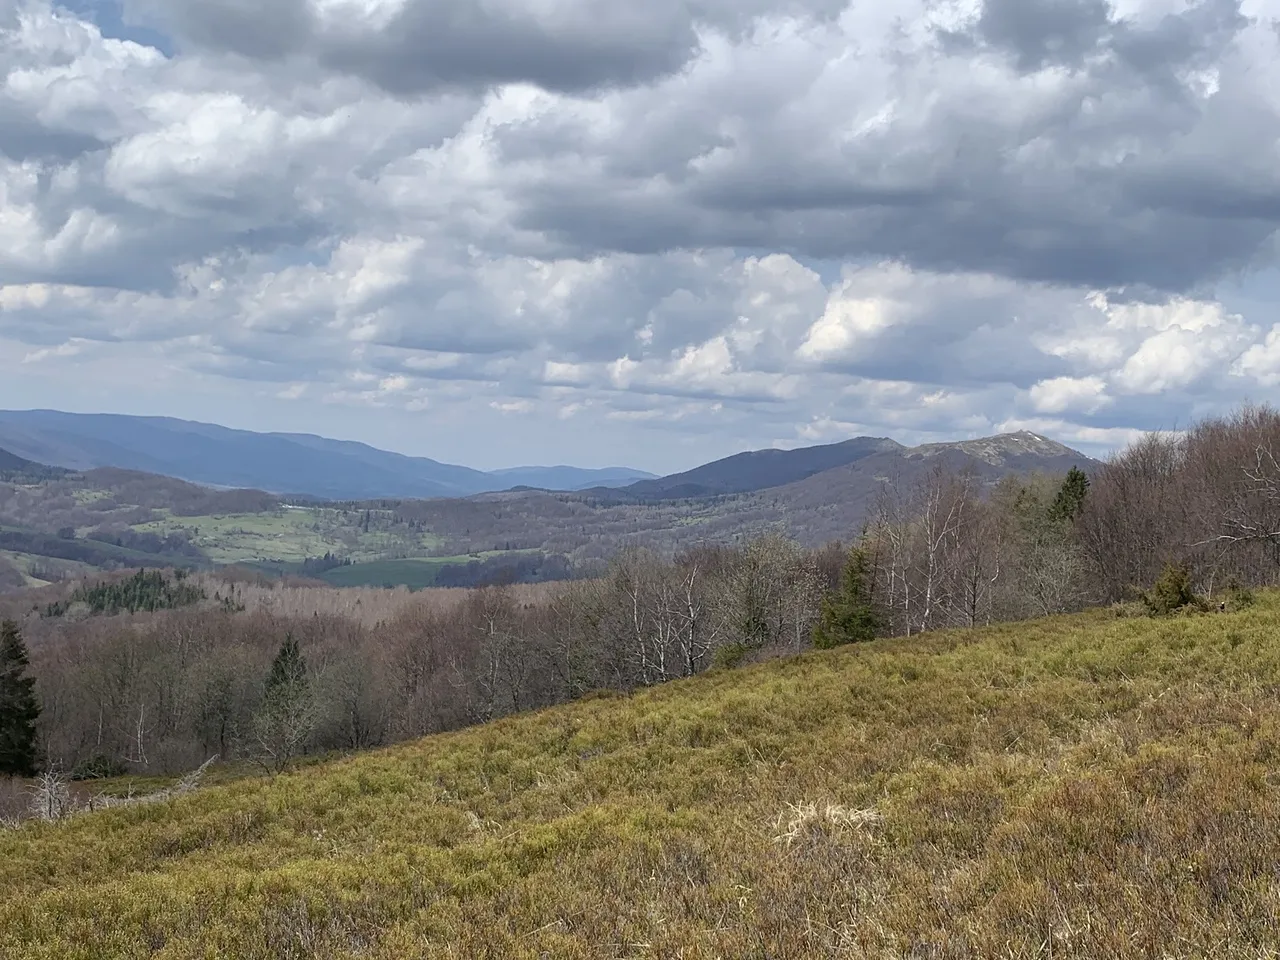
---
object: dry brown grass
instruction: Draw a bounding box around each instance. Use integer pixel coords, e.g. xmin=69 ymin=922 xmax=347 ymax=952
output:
xmin=5 ymin=597 xmax=1280 ymax=957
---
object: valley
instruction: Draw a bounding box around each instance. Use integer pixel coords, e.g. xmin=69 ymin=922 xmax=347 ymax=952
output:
xmin=0 ymin=414 xmax=1097 ymax=592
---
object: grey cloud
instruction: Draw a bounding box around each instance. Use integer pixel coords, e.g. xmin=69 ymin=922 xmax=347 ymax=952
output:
xmin=942 ymin=0 xmax=1247 ymax=79
xmin=363 ymin=252 xmax=747 ymax=363
xmin=126 ymin=0 xmax=697 ymax=94
xmin=949 ymin=0 xmax=1114 ymax=72
xmin=1111 ymin=0 xmax=1248 ymax=80
xmin=184 ymin=353 xmax=307 ymax=383
xmin=0 ymin=23 xmax=476 ymax=291
xmin=0 ymin=108 xmax=107 ymax=162
xmin=126 ymin=0 xmax=312 ymax=60
xmin=28 ymin=0 xmax=1276 ymax=300
xmin=124 ymin=0 xmax=854 ymax=95
xmin=497 ymin=0 xmax=1276 ymax=295
xmin=320 ymin=3 xmax=695 ymax=96
xmin=884 ymin=321 xmax=1073 ymax=390
xmin=8 ymin=0 xmax=1280 ymax=469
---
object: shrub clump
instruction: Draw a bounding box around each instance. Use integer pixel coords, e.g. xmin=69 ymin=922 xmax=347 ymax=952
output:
xmin=69 ymin=754 xmax=129 ymax=782
xmin=1141 ymin=564 xmax=1209 ymax=617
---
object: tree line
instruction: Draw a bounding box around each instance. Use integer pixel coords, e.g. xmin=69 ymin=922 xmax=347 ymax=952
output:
xmin=43 ymin=569 xmax=210 ymax=619
xmin=8 ymin=404 xmax=1280 ymax=780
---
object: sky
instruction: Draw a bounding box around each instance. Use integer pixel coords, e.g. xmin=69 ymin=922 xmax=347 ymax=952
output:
xmin=2 ymin=0 xmax=1280 ymax=474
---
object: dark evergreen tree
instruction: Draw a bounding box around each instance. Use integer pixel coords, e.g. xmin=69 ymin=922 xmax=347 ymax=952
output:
xmin=266 ymin=634 xmax=307 ymax=695
xmin=813 ymin=545 xmax=882 ymax=649
xmin=0 ymin=620 xmax=40 ymax=777
xmin=254 ymin=634 xmax=315 ymax=774
xmin=1048 ymin=467 xmax=1091 ymax=523
xmin=1142 ymin=563 xmax=1205 ymax=616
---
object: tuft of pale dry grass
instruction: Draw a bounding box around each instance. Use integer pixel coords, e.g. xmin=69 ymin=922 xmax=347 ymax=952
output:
xmin=8 ymin=596 xmax=1280 ymax=957
xmin=773 ymin=800 xmax=884 ymax=847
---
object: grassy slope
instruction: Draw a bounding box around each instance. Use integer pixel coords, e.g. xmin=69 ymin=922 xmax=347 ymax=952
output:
xmin=131 ymin=509 xmax=444 ymax=565
xmin=6 ymin=601 xmax=1280 ymax=958
xmin=0 ymin=549 xmax=98 ymax=587
xmin=0 ymin=525 xmax=201 ymax=568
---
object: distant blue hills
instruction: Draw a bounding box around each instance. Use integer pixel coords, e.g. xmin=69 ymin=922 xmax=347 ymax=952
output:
xmin=0 ymin=410 xmax=657 ymax=500
xmin=0 ymin=410 xmax=1096 ymax=507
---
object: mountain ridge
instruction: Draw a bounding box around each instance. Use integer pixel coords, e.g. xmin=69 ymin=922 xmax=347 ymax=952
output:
xmin=0 ymin=410 xmax=656 ymax=500
xmin=613 ymin=435 xmax=907 ymax=500
xmin=586 ymin=430 xmax=1097 ymax=504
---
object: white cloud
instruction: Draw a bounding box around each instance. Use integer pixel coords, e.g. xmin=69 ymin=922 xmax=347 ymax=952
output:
xmin=1107 ymin=299 xmax=1257 ymax=395
xmin=1 ymin=0 xmax=1279 ymax=472
xmin=1233 ymin=327 xmax=1280 ymax=387
xmin=490 ymin=399 xmax=533 ymax=414
xmin=797 ymin=293 xmax=893 ymax=363
xmin=1027 ymin=375 xmax=1111 ymax=415
xmin=22 ymin=337 xmax=86 ymax=363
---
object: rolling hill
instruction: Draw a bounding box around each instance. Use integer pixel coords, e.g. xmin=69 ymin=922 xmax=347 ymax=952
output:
xmin=3 ymin=599 xmax=1277 ymax=957
xmin=0 ymin=447 xmax=34 ymax=473
xmin=0 ymin=445 xmax=69 ymax=482
xmin=590 ymin=430 xmax=1092 ymax=504
xmin=613 ymin=435 xmax=906 ymax=499
xmin=386 ymin=430 xmax=1099 ymax=558
xmin=0 ymin=410 xmax=655 ymax=500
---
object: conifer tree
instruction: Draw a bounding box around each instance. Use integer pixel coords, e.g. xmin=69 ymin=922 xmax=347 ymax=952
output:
xmin=813 ymin=545 xmax=882 ymax=649
xmin=1048 ymin=467 xmax=1090 ymax=523
xmin=266 ymin=634 xmax=307 ymax=695
xmin=253 ymin=634 xmax=315 ymax=774
xmin=0 ymin=620 xmax=40 ymax=777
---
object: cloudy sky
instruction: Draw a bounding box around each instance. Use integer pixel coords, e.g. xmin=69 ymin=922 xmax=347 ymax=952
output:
xmin=1 ymin=0 xmax=1279 ymax=473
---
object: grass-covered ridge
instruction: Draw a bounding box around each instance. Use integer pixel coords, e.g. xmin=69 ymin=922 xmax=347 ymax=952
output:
xmin=6 ymin=600 xmax=1280 ymax=958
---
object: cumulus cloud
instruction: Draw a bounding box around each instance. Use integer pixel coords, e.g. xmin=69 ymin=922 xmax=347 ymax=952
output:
xmin=1028 ymin=376 xmax=1112 ymax=415
xmin=1 ymin=0 xmax=1280 ymax=470
xmin=120 ymin=0 xmax=853 ymax=94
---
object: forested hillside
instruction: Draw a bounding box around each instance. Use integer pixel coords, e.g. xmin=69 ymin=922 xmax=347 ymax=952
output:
xmin=0 ymin=404 xmax=1276 ymax=786
xmin=0 ymin=429 xmax=1094 ymax=593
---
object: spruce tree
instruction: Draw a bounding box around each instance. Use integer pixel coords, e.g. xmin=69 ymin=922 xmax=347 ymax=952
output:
xmin=1048 ymin=467 xmax=1090 ymax=523
xmin=0 ymin=620 xmax=40 ymax=777
xmin=813 ymin=545 xmax=882 ymax=649
xmin=266 ymin=634 xmax=307 ymax=695
xmin=253 ymin=634 xmax=315 ymax=774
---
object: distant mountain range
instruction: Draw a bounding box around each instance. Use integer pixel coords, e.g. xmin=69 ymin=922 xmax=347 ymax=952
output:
xmin=0 ymin=446 xmax=36 ymax=473
xmin=612 ymin=436 xmax=905 ymax=500
xmin=397 ymin=428 xmax=1100 ymax=556
xmin=0 ymin=414 xmax=1099 ymax=591
xmin=0 ymin=409 xmax=1096 ymax=509
xmin=578 ymin=429 xmax=1092 ymax=503
xmin=0 ymin=410 xmax=656 ymax=499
